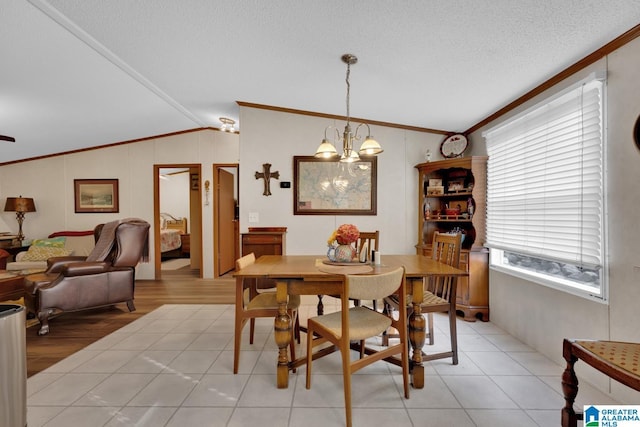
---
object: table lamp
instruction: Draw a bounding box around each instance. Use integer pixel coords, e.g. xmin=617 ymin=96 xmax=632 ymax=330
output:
xmin=4 ymin=196 xmax=36 ymax=244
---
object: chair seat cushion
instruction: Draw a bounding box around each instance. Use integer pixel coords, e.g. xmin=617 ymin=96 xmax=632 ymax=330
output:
xmin=387 ymin=291 xmax=448 ymax=308
xmin=422 ymin=292 xmax=448 ymax=305
xmin=576 ymin=340 xmax=640 ymax=377
xmin=246 ymin=292 xmax=300 ymax=310
xmin=310 ymin=306 xmax=392 ymax=341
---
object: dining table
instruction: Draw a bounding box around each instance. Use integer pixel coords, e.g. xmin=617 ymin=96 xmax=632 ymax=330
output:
xmin=233 ymin=254 xmax=468 ymax=389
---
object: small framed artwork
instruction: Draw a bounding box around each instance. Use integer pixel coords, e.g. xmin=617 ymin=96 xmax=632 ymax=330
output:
xmin=426 ymin=186 xmax=444 ymax=195
xmin=190 ymin=173 xmax=199 ymax=190
xmin=451 ymin=200 xmax=468 ymax=212
xmin=447 ymin=178 xmax=466 ymax=193
xmin=74 ymin=179 xmax=119 ymax=213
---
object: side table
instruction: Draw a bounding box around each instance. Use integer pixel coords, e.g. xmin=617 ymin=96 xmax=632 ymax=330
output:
xmin=0 ymin=271 xmax=25 ymax=302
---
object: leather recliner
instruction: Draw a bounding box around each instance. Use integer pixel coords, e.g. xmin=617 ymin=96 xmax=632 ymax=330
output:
xmin=24 ymin=218 xmax=150 ymax=335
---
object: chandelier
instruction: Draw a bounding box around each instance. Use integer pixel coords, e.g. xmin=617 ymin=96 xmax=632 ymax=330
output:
xmin=219 ymin=117 xmax=236 ymax=133
xmin=314 ymin=54 xmax=383 ymax=162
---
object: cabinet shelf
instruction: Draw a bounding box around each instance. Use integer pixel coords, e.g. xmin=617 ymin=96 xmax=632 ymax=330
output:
xmin=426 ymin=191 xmax=474 ymax=198
xmin=425 ymin=218 xmax=473 ymax=222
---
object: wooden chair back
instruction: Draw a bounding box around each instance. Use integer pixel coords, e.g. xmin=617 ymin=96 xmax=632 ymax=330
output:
xmin=355 ymin=230 xmax=379 ymax=263
xmin=236 ymin=252 xmax=256 ymax=270
xmin=428 ymin=232 xmax=461 ymax=300
xmin=348 ymin=266 xmax=404 ymax=302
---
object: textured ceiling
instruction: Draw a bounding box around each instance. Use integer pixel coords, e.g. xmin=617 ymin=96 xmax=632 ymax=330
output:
xmin=1 ymin=0 xmax=639 ymax=163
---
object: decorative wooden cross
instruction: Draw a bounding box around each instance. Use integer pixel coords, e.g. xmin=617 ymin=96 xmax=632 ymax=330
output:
xmin=255 ymin=163 xmax=279 ymax=196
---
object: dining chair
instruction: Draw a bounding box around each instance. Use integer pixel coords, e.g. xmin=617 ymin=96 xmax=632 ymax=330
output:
xmin=355 ymin=230 xmax=379 ymax=263
xmin=352 ymin=230 xmax=380 ymax=310
xmin=306 ymin=267 xmax=410 ymax=427
xmin=233 ymin=253 xmax=300 ymax=374
xmin=382 ymin=231 xmax=461 ymax=364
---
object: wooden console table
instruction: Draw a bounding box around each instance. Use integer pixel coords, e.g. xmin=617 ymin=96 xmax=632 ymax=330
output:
xmin=241 ymin=227 xmax=286 ymax=258
xmin=562 ymin=338 xmax=640 ymax=427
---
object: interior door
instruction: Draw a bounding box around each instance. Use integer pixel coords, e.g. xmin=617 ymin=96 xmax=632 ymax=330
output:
xmin=217 ymin=168 xmax=236 ymax=275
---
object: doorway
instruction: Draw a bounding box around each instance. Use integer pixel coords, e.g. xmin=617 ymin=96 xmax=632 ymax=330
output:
xmin=213 ymin=164 xmax=239 ymax=277
xmin=154 ymin=164 xmax=203 ymax=279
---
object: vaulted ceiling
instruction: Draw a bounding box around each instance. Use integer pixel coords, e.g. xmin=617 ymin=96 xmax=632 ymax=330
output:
xmin=2 ymin=0 xmax=639 ymax=163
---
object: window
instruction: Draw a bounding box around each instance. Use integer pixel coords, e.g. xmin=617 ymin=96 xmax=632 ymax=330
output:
xmin=484 ymin=75 xmax=607 ymax=301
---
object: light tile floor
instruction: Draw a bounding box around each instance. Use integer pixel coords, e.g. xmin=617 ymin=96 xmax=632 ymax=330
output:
xmin=27 ymin=297 xmax=620 ymax=426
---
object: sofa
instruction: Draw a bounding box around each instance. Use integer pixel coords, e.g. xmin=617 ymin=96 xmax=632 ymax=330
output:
xmin=7 ymin=230 xmax=95 ymax=273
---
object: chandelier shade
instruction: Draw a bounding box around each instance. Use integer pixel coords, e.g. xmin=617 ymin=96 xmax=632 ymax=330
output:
xmin=359 ymin=136 xmax=383 ymax=156
xmin=315 ymin=139 xmax=339 ymax=159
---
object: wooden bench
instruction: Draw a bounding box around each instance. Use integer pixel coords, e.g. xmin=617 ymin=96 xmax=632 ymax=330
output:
xmin=562 ymin=338 xmax=640 ymax=427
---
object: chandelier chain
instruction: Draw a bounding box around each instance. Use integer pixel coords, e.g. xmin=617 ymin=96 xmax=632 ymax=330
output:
xmin=345 ymin=62 xmax=351 ymax=124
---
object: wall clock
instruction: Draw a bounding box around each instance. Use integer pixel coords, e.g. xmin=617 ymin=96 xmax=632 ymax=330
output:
xmin=440 ymin=134 xmax=468 ymax=158
xmin=634 ymin=114 xmax=640 ymax=151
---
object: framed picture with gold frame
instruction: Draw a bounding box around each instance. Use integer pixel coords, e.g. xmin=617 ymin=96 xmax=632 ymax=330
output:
xmin=74 ymin=179 xmax=119 ymax=213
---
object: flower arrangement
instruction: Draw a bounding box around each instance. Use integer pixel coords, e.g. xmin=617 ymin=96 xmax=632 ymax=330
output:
xmin=327 ymin=223 xmax=360 ymax=246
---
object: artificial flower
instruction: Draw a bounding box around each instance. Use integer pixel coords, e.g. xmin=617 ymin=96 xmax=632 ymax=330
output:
xmin=327 ymin=224 xmax=360 ymax=246
xmin=327 ymin=230 xmax=338 ymax=246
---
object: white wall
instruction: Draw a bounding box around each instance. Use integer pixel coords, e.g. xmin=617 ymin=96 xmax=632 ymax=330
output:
xmin=468 ymin=38 xmax=640 ymax=403
xmin=237 ymin=107 xmax=445 ymax=256
xmin=0 ymin=129 xmax=239 ymax=279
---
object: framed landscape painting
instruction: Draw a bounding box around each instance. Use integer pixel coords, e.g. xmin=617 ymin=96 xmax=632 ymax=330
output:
xmin=74 ymin=179 xmax=119 ymax=213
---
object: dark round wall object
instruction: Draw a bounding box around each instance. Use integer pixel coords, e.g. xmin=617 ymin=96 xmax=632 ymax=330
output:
xmin=635 ymin=114 xmax=640 ymax=151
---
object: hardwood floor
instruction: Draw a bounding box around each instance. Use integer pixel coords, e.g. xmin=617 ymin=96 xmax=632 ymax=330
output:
xmin=25 ymin=270 xmax=235 ymax=377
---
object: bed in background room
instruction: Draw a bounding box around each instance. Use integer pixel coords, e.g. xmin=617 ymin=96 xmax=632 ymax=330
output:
xmin=160 ymin=213 xmax=187 ymax=259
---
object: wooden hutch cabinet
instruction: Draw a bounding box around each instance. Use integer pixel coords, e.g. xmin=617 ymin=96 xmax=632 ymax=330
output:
xmin=416 ymin=156 xmax=489 ymax=321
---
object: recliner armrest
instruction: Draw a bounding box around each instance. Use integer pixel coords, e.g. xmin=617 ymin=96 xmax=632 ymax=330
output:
xmin=61 ymin=261 xmax=110 ymax=277
xmin=46 ymin=256 xmax=89 ymax=273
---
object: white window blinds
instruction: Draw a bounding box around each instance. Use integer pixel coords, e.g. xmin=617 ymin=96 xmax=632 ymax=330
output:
xmin=484 ymin=78 xmax=604 ymax=271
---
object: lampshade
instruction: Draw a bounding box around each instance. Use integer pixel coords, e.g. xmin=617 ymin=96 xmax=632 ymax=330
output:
xmin=358 ymin=136 xmax=383 ymax=156
xmin=315 ymin=139 xmax=339 ymax=159
xmin=340 ymin=149 xmax=360 ymax=163
xmin=4 ymin=196 xmax=36 ymax=213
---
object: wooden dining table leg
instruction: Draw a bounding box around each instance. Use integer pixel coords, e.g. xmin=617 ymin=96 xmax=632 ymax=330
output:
xmin=408 ymin=278 xmax=426 ymax=389
xmin=274 ymin=281 xmax=292 ymax=388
